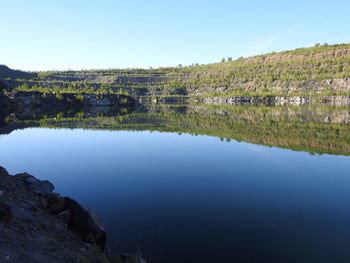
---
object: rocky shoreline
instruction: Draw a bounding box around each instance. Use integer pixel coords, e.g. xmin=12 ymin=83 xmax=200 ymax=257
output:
xmin=0 ymin=166 xmax=145 ymax=263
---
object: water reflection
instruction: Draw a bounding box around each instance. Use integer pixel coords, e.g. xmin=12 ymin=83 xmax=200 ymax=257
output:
xmin=1 ymin=100 xmax=350 ymax=155
xmin=1 ymin=99 xmax=350 ymax=262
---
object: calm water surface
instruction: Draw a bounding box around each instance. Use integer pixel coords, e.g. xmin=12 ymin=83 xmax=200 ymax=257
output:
xmin=1 ymin=105 xmax=350 ymax=263
xmin=0 ymin=102 xmax=350 ymax=263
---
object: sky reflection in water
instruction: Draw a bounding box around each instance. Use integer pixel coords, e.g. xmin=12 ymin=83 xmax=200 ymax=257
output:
xmin=1 ymin=128 xmax=350 ymax=263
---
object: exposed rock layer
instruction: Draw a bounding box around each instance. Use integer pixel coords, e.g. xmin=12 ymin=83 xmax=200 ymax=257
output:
xmin=0 ymin=166 xmax=146 ymax=263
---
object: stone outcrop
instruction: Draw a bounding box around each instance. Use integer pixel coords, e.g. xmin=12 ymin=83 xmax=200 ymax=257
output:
xmin=0 ymin=165 xmax=147 ymax=263
xmin=65 ymin=197 xmax=107 ymax=250
xmin=8 ymin=171 xmax=107 ymax=250
xmin=15 ymin=173 xmax=55 ymax=195
xmin=0 ymin=166 xmax=118 ymax=262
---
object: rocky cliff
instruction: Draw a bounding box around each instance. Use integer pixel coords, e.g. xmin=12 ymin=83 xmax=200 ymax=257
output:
xmin=0 ymin=166 xmax=146 ymax=263
xmin=1 ymin=44 xmax=350 ymax=101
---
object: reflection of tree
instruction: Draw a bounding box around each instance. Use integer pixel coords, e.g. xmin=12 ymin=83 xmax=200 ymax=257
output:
xmin=1 ymin=103 xmax=350 ymax=156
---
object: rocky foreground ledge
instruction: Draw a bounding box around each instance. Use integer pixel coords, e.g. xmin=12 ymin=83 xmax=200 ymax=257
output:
xmin=0 ymin=166 xmax=146 ymax=263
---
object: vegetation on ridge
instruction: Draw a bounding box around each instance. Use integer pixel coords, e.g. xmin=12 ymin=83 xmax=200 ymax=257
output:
xmin=1 ymin=43 xmax=350 ymax=98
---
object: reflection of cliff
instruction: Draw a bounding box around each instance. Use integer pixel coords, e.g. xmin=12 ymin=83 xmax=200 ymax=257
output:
xmin=1 ymin=103 xmax=350 ymax=156
xmin=124 ymin=104 xmax=350 ymax=155
xmin=0 ymin=92 xmax=140 ymax=135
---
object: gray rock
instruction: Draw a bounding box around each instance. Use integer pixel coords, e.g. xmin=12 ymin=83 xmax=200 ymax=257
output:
xmin=40 ymin=194 xmax=67 ymax=214
xmin=0 ymin=165 xmax=112 ymax=262
xmin=12 ymin=205 xmax=35 ymax=223
xmin=30 ymin=180 xmax=54 ymax=195
xmin=65 ymin=197 xmax=106 ymax=250
xmin=15 ymin=173 xmax=54 ymax=195
xmin=39 ymin=181 xmax=54 ymax=195
xmin=14 ymin=172 xmax=34 ymax=179
xmin=0 ymin=190 xmax=3 ymax=197
xmin=48 ymin=197 xmax=67 ymax=215
xmin=40 ymin=197 xmax=48 ymax=209
xmin=41 ymin=194 xmax=61 ymax=206
xmin=0 ymin=202 xmax=12 ymax=222
xmin=57 ymin=209 xmax=70 ymax=224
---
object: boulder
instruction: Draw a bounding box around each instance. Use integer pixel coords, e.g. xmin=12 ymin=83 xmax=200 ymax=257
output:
xmin=40 ymin=194 xmax=67 ymax=214
xmin=47 ymin=197 xmax=67 ymax=215
xmin=15 ymin=173 xmax=54 ymax=195
xmin=57 ymin=209 xmax=70 ymax=224
xmin=0 ymin=202 xmax=12 ymax=223
xmin=42 ymin=193 xmax=62 ymax=206
xmin=65 ymin=197 xmax=106 ymax=250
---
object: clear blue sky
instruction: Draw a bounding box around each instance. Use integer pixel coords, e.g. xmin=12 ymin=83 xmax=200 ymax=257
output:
xmin=1 ymin=0 xmax=349 ymax=71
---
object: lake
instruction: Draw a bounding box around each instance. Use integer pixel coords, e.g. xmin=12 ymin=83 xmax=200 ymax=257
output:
xmin=1 ymin=103 xmax=350 ymax=263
